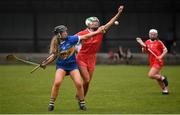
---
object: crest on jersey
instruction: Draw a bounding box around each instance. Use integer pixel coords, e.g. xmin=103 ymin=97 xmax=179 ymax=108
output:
xmin=58 ymin=47 xmax=75 ymax=60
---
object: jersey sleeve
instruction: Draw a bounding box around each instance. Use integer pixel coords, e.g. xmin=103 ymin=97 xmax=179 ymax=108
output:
xmin=159 ymin=40 xmax=166 ymax=49
xmin=68 ymin=36 xmax=80 ymax=45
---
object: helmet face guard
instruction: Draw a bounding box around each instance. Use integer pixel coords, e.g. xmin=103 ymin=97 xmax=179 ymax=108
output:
xmin=53 ymin=25 xmax=68 ymax=35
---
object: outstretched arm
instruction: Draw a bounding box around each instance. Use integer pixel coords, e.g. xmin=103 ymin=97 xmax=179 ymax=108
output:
xmin=79 ymin=26 xmax=105 ymax=40
xmin=104 ymin=5 xmax=124 ymax=31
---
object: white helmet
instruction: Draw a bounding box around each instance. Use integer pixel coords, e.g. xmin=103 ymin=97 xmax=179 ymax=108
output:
xmin=85 ymin=17 xmax=100 ymax=26
xmin=149 ymin=29 xmax=158 ymax=34
xmin=149 ymin=29 xmax=158 ymax=39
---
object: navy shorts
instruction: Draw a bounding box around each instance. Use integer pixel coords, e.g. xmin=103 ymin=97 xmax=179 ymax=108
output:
xmin=56 ymin=62 xmax=79 ymax=75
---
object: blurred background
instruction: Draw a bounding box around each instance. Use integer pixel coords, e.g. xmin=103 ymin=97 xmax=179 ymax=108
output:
xmin=0 ymin=0 xmax=180 ymax=65
xmin=0 ymin=0 xmax=180 ymax=53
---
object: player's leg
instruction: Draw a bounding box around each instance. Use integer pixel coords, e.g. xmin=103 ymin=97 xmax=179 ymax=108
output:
xmin=148 ymin=66 xmax=169 ymax=94
xmin=156 ymin=71 xmax=169 ymax=94
xmin=148 ymin=67 xmax=164 ymax=85
xmin=83 ymin=55 xmax=96 ymax=96
xmin=76 ymin=59 xmax=90 ymax=97
xmin=78 ymin=65 xmax=94 ymax=97
xmin=148 ymin=66 xmax=164 ymax=80
xmin=76 ymin=56 xmax=95 ymax=97
xmin=148 ymin=64 xmax=168 ymax=86
xmin=87 ymin=67 xmax=94 ymax=93
xmin=48 ymin=69 xmax=66 ymax=111
xmin=70 ymin=69 xmax=86 ymax=110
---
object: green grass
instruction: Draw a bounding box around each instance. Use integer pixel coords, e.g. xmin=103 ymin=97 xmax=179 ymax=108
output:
xmin=0 ymin=65 xmax=180 ymax=114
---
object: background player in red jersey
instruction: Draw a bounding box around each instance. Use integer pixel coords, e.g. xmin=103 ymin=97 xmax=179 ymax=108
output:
xmin=137 ymin=29 xmax=169 ymax=95
xmin=75 ymin=5 xmax=124 ymax=97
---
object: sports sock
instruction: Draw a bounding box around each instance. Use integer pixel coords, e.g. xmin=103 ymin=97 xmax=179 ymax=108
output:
xmin=49 ymin=98 xmax=55 ymax=105
xmin=158 ymin=76 xmax=165 ymax=81
xmin=79 ymin=100 xmax=86 ymax=105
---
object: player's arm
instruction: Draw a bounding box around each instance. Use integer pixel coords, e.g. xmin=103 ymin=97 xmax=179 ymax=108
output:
xmin=142 ymin=42 xmax=148 ymax=53
xmin=40 ymin=53 xmax=57 ymax=69
xmin=158 ymin=47 xmax=168 ymax=59
xmin=79 ymin=26 xmax=105 ymax=40
xmin=136 ymin=37 xmax=147 ymax=53
xmin=103 ymin=5 xmax=124 ymax=31
xmin=40 ymin=36 xmax=59 ymax=68
xmin=157 ymin=42 xmax=168 ymax=60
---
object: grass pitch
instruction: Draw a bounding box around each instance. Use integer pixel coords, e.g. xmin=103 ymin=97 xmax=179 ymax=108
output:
xmin=0 ymin=65 xmax=180 ymax=114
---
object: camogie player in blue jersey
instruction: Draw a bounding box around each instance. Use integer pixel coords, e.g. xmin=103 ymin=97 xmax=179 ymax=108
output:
xmin=40 ymin=25 xmax=105 ymax=111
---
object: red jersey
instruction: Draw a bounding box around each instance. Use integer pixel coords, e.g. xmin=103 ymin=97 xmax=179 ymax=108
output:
xmin=75 ymin=29 xmax=104 ymax=71
xmin=76 ymin=29 xmax=104 ymax=55
xmin=145 ymin=39 xmax=165 ymax=67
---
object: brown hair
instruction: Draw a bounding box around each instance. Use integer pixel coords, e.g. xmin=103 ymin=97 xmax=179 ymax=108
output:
xmin=49 ymin=35 xmax=59 ymax=54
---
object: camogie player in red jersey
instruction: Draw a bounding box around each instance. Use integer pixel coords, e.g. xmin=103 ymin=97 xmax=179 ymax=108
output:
xmin=75 ymin=5 xmax=124 ymax=97
xmin=137 ymin=29 xmax=169 ymax=95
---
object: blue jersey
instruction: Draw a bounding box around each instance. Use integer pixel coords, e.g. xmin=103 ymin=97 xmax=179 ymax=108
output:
xmin=56 ymin=36 xmax=80 ymax=71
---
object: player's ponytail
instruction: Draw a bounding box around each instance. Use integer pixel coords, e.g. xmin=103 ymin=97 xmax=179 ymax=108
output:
xmin=49 ymin=35 xmax=59 ymax=54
